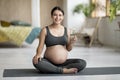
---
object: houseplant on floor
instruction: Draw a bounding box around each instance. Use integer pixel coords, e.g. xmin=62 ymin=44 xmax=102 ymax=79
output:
xmin=109 ymin=0 xmax=120 ymax=22
xmin=73 ymin=2 xmax=95 ymax=17
xmin=72 ymin=2 xmax=96 ymax=46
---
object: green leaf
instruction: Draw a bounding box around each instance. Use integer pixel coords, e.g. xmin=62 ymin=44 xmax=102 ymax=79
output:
xmin=73 ymin=3 xmax=95 ymax=17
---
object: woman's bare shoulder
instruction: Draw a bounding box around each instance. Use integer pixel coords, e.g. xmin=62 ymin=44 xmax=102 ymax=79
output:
xmin=40 ymin=27 xmax=47 ymax=35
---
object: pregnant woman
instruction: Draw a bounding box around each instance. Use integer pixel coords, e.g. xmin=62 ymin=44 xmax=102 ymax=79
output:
xmin=32 ymin=6 xmax=86 ymax=74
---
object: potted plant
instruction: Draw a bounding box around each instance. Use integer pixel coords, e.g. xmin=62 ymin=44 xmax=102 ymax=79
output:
xmin=109 ymin=0 xmax=120 ymax=22
xmin=73 ymin=2 xmax=95 ymax=17
xmin=73 ymin=0 xmax=120 ymax=22
xmin=72 ymin=2 xmax=96 ymax=45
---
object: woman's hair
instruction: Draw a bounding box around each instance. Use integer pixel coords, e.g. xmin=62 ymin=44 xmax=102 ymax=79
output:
xmin=51 ymin=6 xmax=64 ymax=16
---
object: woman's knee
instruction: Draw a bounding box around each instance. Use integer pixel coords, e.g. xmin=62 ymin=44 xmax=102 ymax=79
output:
xmin=77 ymin=59 xmax=87 ymax=71
xmin=80 ymin=59 xmax=86 ymax=67
xmin=32 ymin=59 xmax=63 ymax=73
xmin=33 ymin=61 xmax=42 ymax=71
xmin=75 ymin=59 xmax=86 ymax=65
xmin=81 ymin=59 xmax=86 ymax=65
xmin=32 ymin=59 xmax=47 ymax=71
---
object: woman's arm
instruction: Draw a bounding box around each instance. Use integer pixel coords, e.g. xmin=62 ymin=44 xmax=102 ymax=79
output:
xmin=66 ymin=28 xmax=77 ymax=51
xmin=33 ymin=27 xmax=46 ymax=64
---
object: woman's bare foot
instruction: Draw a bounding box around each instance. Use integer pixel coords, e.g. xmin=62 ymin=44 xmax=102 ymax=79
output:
xmin=63 ymin=68 xmax=78 ymax=74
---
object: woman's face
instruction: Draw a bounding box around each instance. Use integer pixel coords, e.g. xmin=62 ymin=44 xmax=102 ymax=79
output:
xmin=51 ymin=10 xmax=64 ymax=25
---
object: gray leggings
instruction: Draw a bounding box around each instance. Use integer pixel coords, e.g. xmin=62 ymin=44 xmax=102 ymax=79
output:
xmin=33 ymin=58 xmax=86 ymax=74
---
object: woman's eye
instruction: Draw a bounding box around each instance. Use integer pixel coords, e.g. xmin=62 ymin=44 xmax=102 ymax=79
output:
xmin=53 ymin=14 xmax=63 ymax=17
xmin=59 ymin=14 xmax=62 ymax=16
xmin=53 ymin=14 xmax=57 ymax=16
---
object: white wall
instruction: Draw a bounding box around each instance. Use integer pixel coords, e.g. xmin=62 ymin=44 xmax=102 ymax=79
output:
xmin=63 ymin=0 xmax=89 ymax=32
xmin=99 ymin=16 xmax=120 ymax=47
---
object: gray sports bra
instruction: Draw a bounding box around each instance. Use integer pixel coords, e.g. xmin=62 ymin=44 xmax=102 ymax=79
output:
xmin=45 ymin=26 xmax=68 ymax=47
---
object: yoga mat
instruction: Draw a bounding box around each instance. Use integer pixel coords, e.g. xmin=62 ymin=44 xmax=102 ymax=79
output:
xmin=3 ymin=67 xmax=120 ymax=77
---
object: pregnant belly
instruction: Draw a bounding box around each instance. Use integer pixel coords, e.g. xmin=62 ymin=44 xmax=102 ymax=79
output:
xmin=44 ymin=45 xmax=68 ymax=64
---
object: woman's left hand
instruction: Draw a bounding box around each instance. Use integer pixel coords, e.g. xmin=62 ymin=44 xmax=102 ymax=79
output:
xmin=70 ymin=35 xmax=77 ymax=44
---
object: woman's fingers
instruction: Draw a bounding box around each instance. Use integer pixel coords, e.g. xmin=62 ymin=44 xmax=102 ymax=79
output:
xmin=70 ymin=35 xmax=77 ymax=44
xmin=71 ymin=35 xmax=77 ymax=41
xmin=33 ymin=56 xmax=40 ymax=64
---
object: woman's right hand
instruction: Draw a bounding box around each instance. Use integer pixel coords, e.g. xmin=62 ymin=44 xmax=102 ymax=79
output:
xmin=32 ymin=55 xmax=41 ymax=64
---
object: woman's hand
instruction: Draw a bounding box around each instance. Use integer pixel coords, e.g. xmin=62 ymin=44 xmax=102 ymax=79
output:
xmin=70 ymin=35 xmax=77 ymax=44
xmin=32 ymin=55 xmax=41 ymax=64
